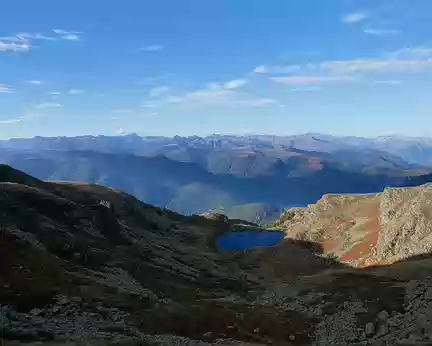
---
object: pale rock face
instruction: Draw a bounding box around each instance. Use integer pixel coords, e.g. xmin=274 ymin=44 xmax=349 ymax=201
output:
xmin=378 ymin=185 xmax=432 ymax=262
xmin=272 ymin=184 xmax=432 ymax=267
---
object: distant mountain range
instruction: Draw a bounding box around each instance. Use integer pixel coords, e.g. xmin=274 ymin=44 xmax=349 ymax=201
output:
xmin=1 ymin=133 xmax=431 ymax=222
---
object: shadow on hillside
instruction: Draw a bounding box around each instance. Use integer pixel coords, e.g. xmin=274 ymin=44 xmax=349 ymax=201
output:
xmin=231 ymin=238 xmax=350 ymax=283
xmin=235 ymin=235 xmax=432 ymax=285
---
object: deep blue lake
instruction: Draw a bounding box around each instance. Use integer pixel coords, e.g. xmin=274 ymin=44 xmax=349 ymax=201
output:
xmin=217 ymin=231 xmax=284 ymax=252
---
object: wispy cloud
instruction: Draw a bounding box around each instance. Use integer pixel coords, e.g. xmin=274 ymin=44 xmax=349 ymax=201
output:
xmin=0 ymin=85 xmax=12 ymax=93
xmin=237 ymin=98 xmax=277 ymax=107
xmin=140 ymin=75 xmax=276 ymax=110
xmin=53 ymin=29 xmax=82 ymax=41
xmin=140 ymin=45 xmax=164 ymax=52
xmin=224 ymin=79 xmax=248 ymax=89
xmin=164 ymin=87 xmax=276 ymax=109
xmin=320 ymin=58 xmax=432 ymax=75
xmin=68 ymin=89 xmax=85 ymax=95
xmin=60 ymin=34 xmax=80 ymax=41
xmin=0 ymin=117 xmax=24 ymax=124
xmin=374 ymin=80 xmax=401 ymax=85
xmin=0 ymin=29 xmax=80 ymax=53
xmin=17 ymin=33 xmax=57 ymax=41
xmin=253 ymin=64 xmax=301 ymax=74
xmin=35 ymin=102 xmax=61 ymax=109
xmin=271 ymin=76 xmax=352 ymax=85
xmin=0 ymin=41 xmax=31 ymax=53
xmin=260 ymin=46 xmax=432 ymax=88
xmin=28 ymin=80 xmax=43 ymax=85
xmin=48 ymin=91 xmax=61 ymax=95
xmin=363 ymin=28 xmax=399 ymax=37
xmin=0 ymin=36 xmax=28 ymax=43
xmin=342 ymin=12 xmax=368 ymax=24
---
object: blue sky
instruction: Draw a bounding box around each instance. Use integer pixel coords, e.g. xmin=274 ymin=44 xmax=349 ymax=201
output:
xmin=1 ymin=0 xmax=432 ymax=139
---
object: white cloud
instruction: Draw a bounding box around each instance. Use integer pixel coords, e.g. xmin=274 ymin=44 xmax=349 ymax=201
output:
xmin=271 ymin=75 xmax=352 ymax=85
xmin=68 ymin=89 xmax=85 ymax=95
xmin=53 ymin=29 xmax=82 ymax=41
xmin=342 ymin=12 xmax=368 ymax=24
xmin=163 ymin=86 xmax=277 ymax=109
xmin=0 ymin=85 xmax=12 ymax=93
xmin=61 ymin=34 xmax=80 ymax=41
xmin=17 ymin=33 xmax=57 ymax=41
xmin=0 ymin=29 xmax=80 ymax=54
xmin=262 ymin=46 xmax=432 ymax=86
xmin=149 ymin=86 xmax=170 ymax=98
xmin=0 ymin=36 xmax=29 ymax=43
xmin=141 ymin=75 xmax=277 ymax=109
xmin=206 ymin=82 xmax=222 ymax=90
xmin=253 ymin=65 xmax=268 ymax=73
xmin=224 ymin=79 xmax=247 ymax=89
xmin=363 ymin=29 xmax=399 ymax=37
xmin=237 ymin=98 xmax=277 ymax=107
xmin=320 ymin=59 xmax=432 ymax=75
xmin=374 ymin=80 xmax=401 ymax=85
xmin=176 ymin=89 xmax=232 ymax=103
xmin=35 ymin=102 xmax=61 ymax=109
xmin=140 ymin=45 xmax=164 ymax=52
xmin=0 ymin=41 xmax=31 ymax=53
xmin=0 ymin=117 xmax=24 ymax=124
xmin=48 ymin=91 xmax=61 ymax=95
xmin=253 ymin=64 xmax=301 ymax=74
xmin=28 ymin=80 xmax=43 ymax=85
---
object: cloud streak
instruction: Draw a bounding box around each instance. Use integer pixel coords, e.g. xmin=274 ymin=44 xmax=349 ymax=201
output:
xmin=259 ymin=46 xmax=432 ymax=88
xmin=342 ymin=12 xmax=368 ymax=24
xmin=271 ymin=76 xmax=352 ymax=85
xmin=159 ymin=83 xmax=276 ymax=109
xmin=53 ymin=29 xmax=82 ymax=41
xmin=35 ymin=102 xmax=61 ymax=109
xmin=0 ymin=41 xmax=31 ymax=53
xmin=68 ymin=89 xmax=85 ymax=95
xmin=0 ymin=29 xmax=82 ymax=54
xmin=224 ymin=79 xmax=247 ymax=89
xmin=17 ymin=33 xmax=57 ymax=41
xmin=363 ymin=28 xmax=399 ymax=37
xmin=0 ymin=85 xmax=12 ymax=93
xmin=0 ymin=117 xmax=24 ymax=124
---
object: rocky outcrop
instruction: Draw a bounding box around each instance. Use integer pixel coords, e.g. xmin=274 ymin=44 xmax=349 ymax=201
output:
xmin=378 ymin=184 xmax=432 ymax=262
xmin=272 ymin=184 xmax=432 ymax=267
xmin=271 ymin=193 xmax=382 ymax=267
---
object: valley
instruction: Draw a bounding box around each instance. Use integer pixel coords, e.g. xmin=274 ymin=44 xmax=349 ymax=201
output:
xmin=3 ymin=164 xmax=432 ymax=345
xmin=0 ymin=134 xmax=431 ymax=223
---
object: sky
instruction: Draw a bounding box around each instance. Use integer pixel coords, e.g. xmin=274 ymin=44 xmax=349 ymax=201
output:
xmin=1 ymin=0 xmax=432 ymax=139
